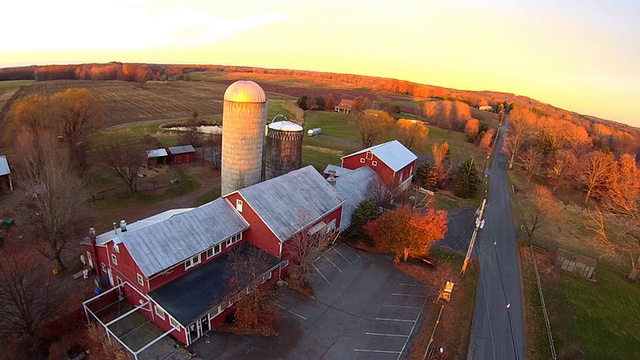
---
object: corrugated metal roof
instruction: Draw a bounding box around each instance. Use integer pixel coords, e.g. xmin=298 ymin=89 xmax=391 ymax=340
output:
xmin=0 ymin=156 xmax=10 ymax=176
xmin=95 ymin=208 xmax=194 ymax=245
xmin=343 ymin=140 xmax=417 ymax=172
xmin=223 ymin=80 xmax=266 ymax=103
xmin=332 ymin=167 xmax=383 ymax=232
xmin=167 ymin=145 xmax=195 ymax=155
xmin=146 ymin=148 xmax=168 ymax=158
xmin=238 ymin=165 xmax=346 ymax=242
xmin=323 ymin=164 xmax=353 ymax=177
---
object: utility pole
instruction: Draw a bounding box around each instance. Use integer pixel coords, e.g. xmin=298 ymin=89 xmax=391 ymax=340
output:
xmin=460 ymin=198 xmax=486 ymax=277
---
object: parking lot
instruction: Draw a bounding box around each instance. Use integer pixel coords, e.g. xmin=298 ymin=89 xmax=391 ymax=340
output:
xmin=193 ymin=243 xmax=434 ymax=359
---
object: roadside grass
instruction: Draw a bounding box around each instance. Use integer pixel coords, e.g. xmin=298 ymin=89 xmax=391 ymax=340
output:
xmin=403 ymin=248 xmax=478 ymax=360
xmin=434 ymin=190 xmax=482 ymax=211
xmin=267 ymin=100 xmax=292 ymax=120
xmin=302 ymin=148 xmax=341 ymax=172
xmin=510 ymin=169 xmax=640 ymax=359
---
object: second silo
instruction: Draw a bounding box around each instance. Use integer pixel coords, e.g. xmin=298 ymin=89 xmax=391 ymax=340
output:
xmin=221 ymin=80 xmax=267 ymax=196
xmin=263 ymin=120 xmax=304 ymax=180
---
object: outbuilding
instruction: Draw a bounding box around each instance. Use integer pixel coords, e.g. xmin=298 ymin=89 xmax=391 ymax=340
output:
xmin=167 ymin=145 xmax=196 ymax=164
xmin=0 ymin=155 xmax=13 ymax=192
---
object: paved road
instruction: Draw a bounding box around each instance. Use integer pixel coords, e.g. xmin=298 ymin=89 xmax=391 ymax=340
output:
xmin=467 ymin=123 xmax=525 ymax=360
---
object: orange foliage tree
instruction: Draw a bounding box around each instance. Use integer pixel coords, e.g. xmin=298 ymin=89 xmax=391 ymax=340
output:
xmin=395 ymin=119 xmax=429 ymax=151
xmin=432 ymin=142 xmax=450 ymax=183
xmin=364 ymin=206 xmax=448 ymax=262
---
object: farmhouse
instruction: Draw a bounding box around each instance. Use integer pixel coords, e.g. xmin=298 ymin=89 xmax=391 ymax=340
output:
xmin=335 ymin=99 xmax=354 ymax=114
xmin=167 ymin=145 xmax=196 ymax=164
xmin=82 ymin=165 xmax=345 ymax=348
xmin=340 ymin=140 xmax=417 ymax=191
xmin=0 ymin=156 xmax=12 ymax=192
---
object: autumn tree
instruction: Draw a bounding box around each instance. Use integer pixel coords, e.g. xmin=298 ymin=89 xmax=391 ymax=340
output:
xmin=521 ymin=185 xmax=561 ymax=239
xmin=395 ymin=119 xmax=429 ymax=151
xmin=98 ymin=131 xmax=148 ymax=193
xmin=415 ymin=161 xmax=438 ymax=189
xmin=325 ymin=95 xmax=335 ymax=111
xmin=548 ymin=149 xmax=578 ymax=192
xmin=224 ymin=245 xmax=279 ymax=335
xmin=454 ymin=158 xmax=481 ymax=198
xmin=432 ymin=142 xmax=450 ymax=184
xmin=364 ymin=206 xmax=448 ymax=262
xmin=503 ymin=107 xmax=535 ymax=169
xmin=5 ymin=94 xmax=50 ymax=143
xmin=519 ymin=147 xmax=544 ymax=184
xmin=0 ymin=242 xmax=61 ymax=359
xmin=479 ymin=128 xmax=495 ymax=150
xmin=15 ymin=132 xmax=89 ymax=271
xmin=351 ymin=96 xmax=372 ymax=113
xmin=464 ymin=118 xmax=480 ymax=142
xmin=354 ymin=110 xmax=394 ymax=148
xmin=50 ymin=88 xmax=104 ymax=164
xmin=581 ymin=150 xmax=615 ymax=205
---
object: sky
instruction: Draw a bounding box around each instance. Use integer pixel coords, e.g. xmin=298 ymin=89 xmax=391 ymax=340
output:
xmin=1 ymin=0 xmax=638 ymax=126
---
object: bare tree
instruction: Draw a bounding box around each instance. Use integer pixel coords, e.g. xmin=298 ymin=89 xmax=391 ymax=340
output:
xmin=518 ymin=147 xmax=544 ymax=184
xmin=354 ymin=110 xmax=394 ymax=148
xmin=395 ymin=119 xmax=429 ymax=152
xmin=286 ymin=228 xmax=334 ymax=288
xmin=503 ymin=107 xmax=535 ymax=169
xmin=432 ymin=142 xmax=450 ymax=184
xmin=98 ymin=131 xmax=148 ymax=193
xmin=365 ymin=175 xmax=395 ymax=208
xmin=548 ymin=149 xmax=578 ymax=193
xmin=581 ymin=150 xmax=615 ymax=205
xmin=15 ymin=132 xmax=90 ymax=271
xmin=521 ymin=185 xmax=561 ymax=239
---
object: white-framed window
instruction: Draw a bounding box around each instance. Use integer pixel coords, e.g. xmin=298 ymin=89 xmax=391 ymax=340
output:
xmin=410 ymin=165 xmax=414 ymax=174
xmin=185 ymin=254 xmax=201 ymax=270
xmin=236 ymin=199 xmax=243 ymax=212
xmin=281 ymin=259 xmax=289 ymax=270
xmin=111 ymin=254 xmax=118 ymax=266
xmin=137 ymin=273 xmax=144 ymax=286
xmin=207 ymin=244 xmax=222 ymax=259
xmin=372 ymin=160 xmax=378 ymax=166
xmin=366 ymin=151 xmax=373 ymax=160
xmin=101 ymin=263 xmax=107 ymax=274
xmin=261 ymin=271 xmax=272 ymax=284
xmin=155 ymin=305 xmax=166 ymax=320
xmin=359 ymin=158 xmax=365 ymax=163
xmin=170 ymin=317 xmax=180 ymax=328
xmin=210 ymin=306 xmax=222 ymax=318
xmin=226 ymin=232 xmax=242 ymax=247
xmin=112 ymin=244 xmax=120 ymax=253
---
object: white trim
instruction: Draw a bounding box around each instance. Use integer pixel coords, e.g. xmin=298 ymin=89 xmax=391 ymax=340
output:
xmin=236 ymin=199 xmax=243 ymax=212
xmin=155 ymin=305 xmax=166 ymax=320
xmin=111 ymin=254 xmax=118 ymax=266
xmin=366 ymin=151 xmax=373 ymax=160
xmin=169 ymin=317 xmax=180 ymax=329
xmin=207 ymin=243 xmax=222 ymax=259
xmin=184 ymin=254 xmax=201 ymax=270
xmin=372 ymin=160 xmax=378 ymax=166
xmin=136 ymin=273 xmax=144 ymax=286
xmin=359 ymin=158 xmax=365 ymax=163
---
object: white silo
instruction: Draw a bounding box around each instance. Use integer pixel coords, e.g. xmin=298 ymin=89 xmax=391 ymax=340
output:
xmin=221 ymin=80 xmax=267 ymax=196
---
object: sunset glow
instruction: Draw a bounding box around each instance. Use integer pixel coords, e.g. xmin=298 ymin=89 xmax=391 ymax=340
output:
xmin=2 ymin=0 xmax=638 ymax=126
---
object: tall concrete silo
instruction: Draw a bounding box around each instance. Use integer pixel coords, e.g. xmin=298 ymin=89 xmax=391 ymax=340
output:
xmin=221 ymin=80 xmax=267 ymax=196
xmin=263 ymin=120 xmax=304 ymax=180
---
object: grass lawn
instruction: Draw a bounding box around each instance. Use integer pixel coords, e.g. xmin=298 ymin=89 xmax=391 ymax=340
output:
xmin=302 ymin=148 xmax=341 ymax=172
xmin=0 ymin=80 xmax=34 ymax=89
xmin=303 ymin=110 xmax=359 ymax=140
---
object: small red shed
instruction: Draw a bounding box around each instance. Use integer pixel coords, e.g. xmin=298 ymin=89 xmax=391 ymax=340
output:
xmin=167 ymin=145 xmax=196 ymax=164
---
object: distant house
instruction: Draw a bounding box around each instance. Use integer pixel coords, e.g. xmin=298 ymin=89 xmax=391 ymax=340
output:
xmin=479 ymin=105 xmax=493 ymax=112
xmin=335 ymin=99 xmax=354 ymax=114
xmin=340 ymin=140 xmax=417 ymax=191
xmin=555 ymin=248 xmax=596 ymax=279
xmin=167 ymin=145 xmax=196 ymax=164
xmin=0 ymin=155 xmax=13 ymax=192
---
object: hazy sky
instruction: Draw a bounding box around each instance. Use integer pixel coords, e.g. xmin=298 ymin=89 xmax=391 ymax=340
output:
xmin=2 ymin=0 xmax=638 ymax=126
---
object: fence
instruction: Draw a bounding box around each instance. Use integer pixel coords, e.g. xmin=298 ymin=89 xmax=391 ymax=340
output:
xmin=530 ymin=245 xmax=557 ymax=359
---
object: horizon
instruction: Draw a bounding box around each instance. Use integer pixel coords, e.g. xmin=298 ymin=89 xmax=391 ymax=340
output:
xmin=2 ymin=0 xmax=638 ymax=127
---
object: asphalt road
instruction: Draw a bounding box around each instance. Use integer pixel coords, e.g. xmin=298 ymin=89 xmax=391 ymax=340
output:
xmin=467 ymin=123 xmax=525 ymax=360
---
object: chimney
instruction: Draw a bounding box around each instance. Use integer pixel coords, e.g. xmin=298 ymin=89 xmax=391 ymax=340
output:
xmin=120 ymin=220 xmax=127 ymax=232
xmin=88 ymin=227 xmax=100 ymax=276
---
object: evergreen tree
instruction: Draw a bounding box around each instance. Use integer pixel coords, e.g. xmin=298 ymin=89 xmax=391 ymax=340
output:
xmin=416 ymin=161 xmax=438 ymax=189
xmin=350 ymin=199 xmax=382 ymax=243
xmin=454 ymin=158 xmax=481 ymax=198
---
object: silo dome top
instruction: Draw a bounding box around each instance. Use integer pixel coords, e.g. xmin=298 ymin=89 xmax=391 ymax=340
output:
xmin=224 ymin=80 xmax=266 ymax=103
xmin=268 ymin=121 xmax=303 ymax=132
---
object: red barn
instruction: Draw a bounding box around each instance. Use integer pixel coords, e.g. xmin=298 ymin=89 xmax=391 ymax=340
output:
xmin=167 ymin=145 xmax=196 ymax=164
xmin=341 ymin=140 xmax=417 ymax=191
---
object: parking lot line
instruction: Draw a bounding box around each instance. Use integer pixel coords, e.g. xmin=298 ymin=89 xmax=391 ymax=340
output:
xmin=276 ymin=304 xmax=307 ymax=321
xmin=323 ymin=253 xmax=343 ymax=273
xmin=375 ymin=318 xmax=416 ymax=323
xmin=398 ymin=283 xmax=424 ymax=287
xmin=333 ymin=247 xmax=352 ymax=264
xmin=366 ymin=332 xmax=409 ymax=338
xmin=384 ymin=304 xmax=421 ymax=309
xmin=396 ymin=297 xmax=428 ymax=360
xmin=392 ymin=293 xmax=428 ymax=297
xmin=312 ymin=263 xmax=330 ymax=283
xmin=354 ymin=349 xmax=401 ymax=354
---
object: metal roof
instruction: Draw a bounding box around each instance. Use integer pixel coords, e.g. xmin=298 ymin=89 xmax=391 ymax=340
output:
xmin=95 ymin=208 xmax=194 ymax=245
xmin=237 ymin=165 xmax=346 ymax=242
xmin=0 ymin=156 xmax=9 ymax=176
xmin=146 ymin=148 xmax=168 ymax=158
xmin=223 ymin=80 xmax=266 ymax=103
xmin=268 ymin=121 xmax=303 ymax=132
xmin=343 ymin=140 xmax=417 ymax=172
xmin=332 ymin=167 xmax=383 ymax=232
xmin=149 ymin=244 xmax=280 ymax=326
xmin=99 ymin=198 xmax=250 ymax=277
xmin=323 ymin=164 xmax=353 ymax=178
xmin=167 ymin=145 xmax=195 ymax=155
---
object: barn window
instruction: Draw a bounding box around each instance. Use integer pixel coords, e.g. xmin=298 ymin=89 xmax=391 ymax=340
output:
xmin=101 ymin=263 xmax=107 ymax=274
xmin=137 ymin=273 xmax=144 ymax=286
xmin=372 ymin=161 xmax=378 ymax=167
xmin=359 ymin=158 xmax=365 ymax=163
xmin=366 ymin=152 xmax=373 ymax=160
xmin=185 ymin=254 xmax=201 ymax=270
xmin=236 ymin=199 xmax=243 ymax=212
xmin=111 ymin=254 xmax=118 ymax=266
xmin=207 ymin=244 xmax=222 ymax=259
xmin=226 ymin=232 xmax=242 ymax=247
xmin=170 ymin=317 xmax=180 ymax=329
xmin=155 ymin=305 xmax=166 ymax=320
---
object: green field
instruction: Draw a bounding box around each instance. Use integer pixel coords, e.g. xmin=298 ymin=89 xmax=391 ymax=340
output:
xmin=0 ymin=80 xmax=34 ymax=89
